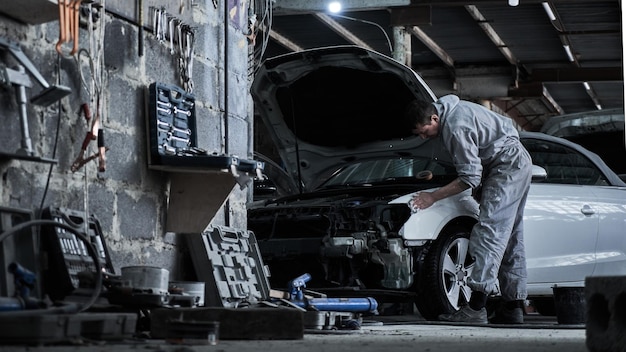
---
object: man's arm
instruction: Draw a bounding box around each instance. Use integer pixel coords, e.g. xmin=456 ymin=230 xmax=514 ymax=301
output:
xmin=411 ymin=178 xmax=471 ymax=210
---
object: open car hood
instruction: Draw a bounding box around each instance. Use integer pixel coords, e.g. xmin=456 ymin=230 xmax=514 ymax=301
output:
xmin=251 ymin=45 xmax=443 ymax=191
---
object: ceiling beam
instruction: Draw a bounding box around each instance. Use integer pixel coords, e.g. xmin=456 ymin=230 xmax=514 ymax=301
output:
xmin=540 ymin=85 xmax=564 ymax=115
xmin=269 ymin=29 xmax=304 ymax=52
xmin=464 ymin=5 xmax=517 ymax=66
xmin=530 ymin=67 xmax=623 ymax=82
xmin=313 ymin=13 xmax=375 ymax=50
xmin=508 ymin=82 xmax=564 ymax=115
xmin=407 ymin=26 xmax=454 ymax=67
xmin=409 ymin=0 xmax=592 ymax=4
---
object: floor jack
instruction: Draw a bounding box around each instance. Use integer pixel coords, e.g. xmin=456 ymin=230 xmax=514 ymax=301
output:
xmin=284 ymin=273 xmax=379 ymax=330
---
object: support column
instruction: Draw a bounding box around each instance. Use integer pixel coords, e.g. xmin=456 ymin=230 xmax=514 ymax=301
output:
xmin=392 ymin=26 xmax=411 ymax=66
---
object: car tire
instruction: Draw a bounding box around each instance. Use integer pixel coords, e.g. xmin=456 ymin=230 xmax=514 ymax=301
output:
xmin=415 ymin=225 xmax=474 ymax=320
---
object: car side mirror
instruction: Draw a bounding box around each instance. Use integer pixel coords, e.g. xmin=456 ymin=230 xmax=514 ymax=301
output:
xmin=531 ymin=165 xmax=547 ymax=182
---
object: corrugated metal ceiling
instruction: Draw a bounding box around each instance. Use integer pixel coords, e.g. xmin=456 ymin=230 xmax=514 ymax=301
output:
xmin=253 ymin=0 xmax=623 ymax=133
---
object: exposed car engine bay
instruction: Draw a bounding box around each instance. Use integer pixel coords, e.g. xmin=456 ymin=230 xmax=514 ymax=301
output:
xmin=249 ymin=189 xmax=425 ymax=292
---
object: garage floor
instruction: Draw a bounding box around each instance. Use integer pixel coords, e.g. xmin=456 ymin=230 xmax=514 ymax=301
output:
xmin=0 ymin=313 xmax=587 ymax=352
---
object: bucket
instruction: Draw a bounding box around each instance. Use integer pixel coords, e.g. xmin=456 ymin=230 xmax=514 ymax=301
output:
xmin=121 ymin=266 xmax=170 ymax=295
xmin=552 ymin=286 xmax=586 ymax=324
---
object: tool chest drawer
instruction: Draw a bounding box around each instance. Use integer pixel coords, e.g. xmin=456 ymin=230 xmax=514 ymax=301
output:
xmin=40 ymin=206 xmax=115 ymax=301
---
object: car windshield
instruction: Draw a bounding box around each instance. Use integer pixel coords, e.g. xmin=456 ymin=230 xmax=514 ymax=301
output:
xmin=319 ymin=157 xmax=457 ymax=188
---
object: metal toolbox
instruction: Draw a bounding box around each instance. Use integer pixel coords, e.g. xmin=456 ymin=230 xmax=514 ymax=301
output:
xmin=40 ymin=207 xmax=115 ymax=301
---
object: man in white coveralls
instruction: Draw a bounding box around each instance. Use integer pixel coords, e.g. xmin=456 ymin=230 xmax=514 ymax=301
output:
xmin=403 ymin=95 xmax=533 ymax=324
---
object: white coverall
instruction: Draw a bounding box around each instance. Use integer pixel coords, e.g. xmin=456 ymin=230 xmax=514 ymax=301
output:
xmin=434 ymin=94 xmax=533 ymax=301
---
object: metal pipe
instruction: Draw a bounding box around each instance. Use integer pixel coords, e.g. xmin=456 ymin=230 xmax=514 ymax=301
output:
xmin=292 ymin=297 xmax=379 ymax=313
xmin=14 ymin=66 xmax=33 ymax=156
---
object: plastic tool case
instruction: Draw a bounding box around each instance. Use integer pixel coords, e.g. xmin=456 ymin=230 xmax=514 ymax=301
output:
xmin=146 ymin=82 xmax=263 ymax=173
xmin=185 ymin=225 xmax=271 ymax=308
xmin=40 ymin=206 xmax=115 ymax=301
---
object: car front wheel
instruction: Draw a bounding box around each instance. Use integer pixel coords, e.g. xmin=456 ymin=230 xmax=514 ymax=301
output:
xmin=415 ymin=225 xmax=475 ymax=320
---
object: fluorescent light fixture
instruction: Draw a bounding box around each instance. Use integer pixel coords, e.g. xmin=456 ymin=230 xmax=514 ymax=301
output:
xmin=508 ymin=0 xmax=519 ymax=6
xmin=563 ymin=44 xmax=575 ymax=62
xmin=595 ymin=104 xmax=602 ymax=110
xmin=328 ymin=1 xmax=342 ymax=13
xmin=583 ymin=81 xmax=591 ymax=90
xmin=274 ymin=0 xmax=410 ymax=12
xmin=542 ymin=2 xmax=556 ymax=21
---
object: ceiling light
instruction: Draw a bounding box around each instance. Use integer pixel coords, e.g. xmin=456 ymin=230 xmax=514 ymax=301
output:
xmin=583 ymin=81 xmax=591 ymax=90
xmin=563 ymin=44 xmax=575 ymax=62
xmin=542 ymin=2 xmax=556 ymax=21
xmin=328 ymin=1 xmax=342 ymax=13
xmin=595 ymin=104 xmax=603 ymax=110
xmin=508 ymin=0 xmax=519 ymax=6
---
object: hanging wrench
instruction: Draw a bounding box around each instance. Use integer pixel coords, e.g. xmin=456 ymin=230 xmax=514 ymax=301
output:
xmin=157 ymin=120 xmax=191 ymax=136
xmin=173 ymin=106 xmax=191 ymax=116
xmin=167 ymin=133 xmax=190 ymax=145
xmin=157 ymin=106 xmax=171 ymax=115
xmin=161 ymin=143 xmax=177 ymax=155
xmin=156 ymin=100 xmax=172 ymax=108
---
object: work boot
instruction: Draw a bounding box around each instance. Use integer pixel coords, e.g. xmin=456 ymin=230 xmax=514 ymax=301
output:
xmin=490 ymin=304 xmax=524 ymax=324
xmin=438 ymin=306 xmax=488 ymax=324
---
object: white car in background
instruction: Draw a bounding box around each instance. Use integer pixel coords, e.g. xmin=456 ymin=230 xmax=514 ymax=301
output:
xmin=249 ymin=46 xmax=626 ymax=319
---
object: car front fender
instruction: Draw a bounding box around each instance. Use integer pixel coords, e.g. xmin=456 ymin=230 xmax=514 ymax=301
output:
xmin=389 ymin=188 xmax=479 ymax=241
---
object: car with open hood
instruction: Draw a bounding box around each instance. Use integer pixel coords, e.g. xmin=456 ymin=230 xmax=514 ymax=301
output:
xmin=249 ymin=45 xmax=626 ymax=319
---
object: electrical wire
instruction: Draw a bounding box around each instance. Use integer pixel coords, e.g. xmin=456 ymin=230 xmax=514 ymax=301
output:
xmin=251 ymin=0 xmax=274 ymax=74
xmin=38 ymin=55 xmax=64 ymax=214
xmin=328 ymin=13 xmax=393 ymax=55
xmin=0 ymin=219 xmax=103 ymax=315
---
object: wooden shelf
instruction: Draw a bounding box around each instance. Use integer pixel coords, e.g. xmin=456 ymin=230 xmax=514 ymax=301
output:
xmin=0 ymin=0 xmax=58 ymax=25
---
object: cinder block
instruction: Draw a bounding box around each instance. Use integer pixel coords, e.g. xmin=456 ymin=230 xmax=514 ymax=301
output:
xmin=586 ymin=276 xmax=626 ymax=352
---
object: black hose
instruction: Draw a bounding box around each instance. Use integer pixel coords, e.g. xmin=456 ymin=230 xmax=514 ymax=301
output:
xmin=0 ymin=219 xmax=103 ymax=315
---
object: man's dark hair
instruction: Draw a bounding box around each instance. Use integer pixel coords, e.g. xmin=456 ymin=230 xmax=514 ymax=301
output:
xmin=403 ymin=100 xmax=436 ymax=131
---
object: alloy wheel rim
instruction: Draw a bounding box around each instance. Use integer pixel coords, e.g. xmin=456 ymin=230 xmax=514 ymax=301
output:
xmin=441 ymin=237 xmax=474 ymax=309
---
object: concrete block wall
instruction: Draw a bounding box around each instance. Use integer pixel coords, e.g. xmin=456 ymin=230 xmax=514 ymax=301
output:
xmin=0 ymin=0 xmax=256 ymax=279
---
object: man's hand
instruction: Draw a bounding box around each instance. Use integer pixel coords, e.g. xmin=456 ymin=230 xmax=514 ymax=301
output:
xmin=411 ymin=192 xmax=436 ymax=210
xmin=411 ymin=178 xmax=471 ymax=211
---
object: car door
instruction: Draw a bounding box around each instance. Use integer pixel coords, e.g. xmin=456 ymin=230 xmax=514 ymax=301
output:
xmin=522 ymin=137 xmax=601 ymax=288
xmin=589 ymin=186 xmax=626 ymax=277
xmin=524 ymin=184 xmax=598 ymax=285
